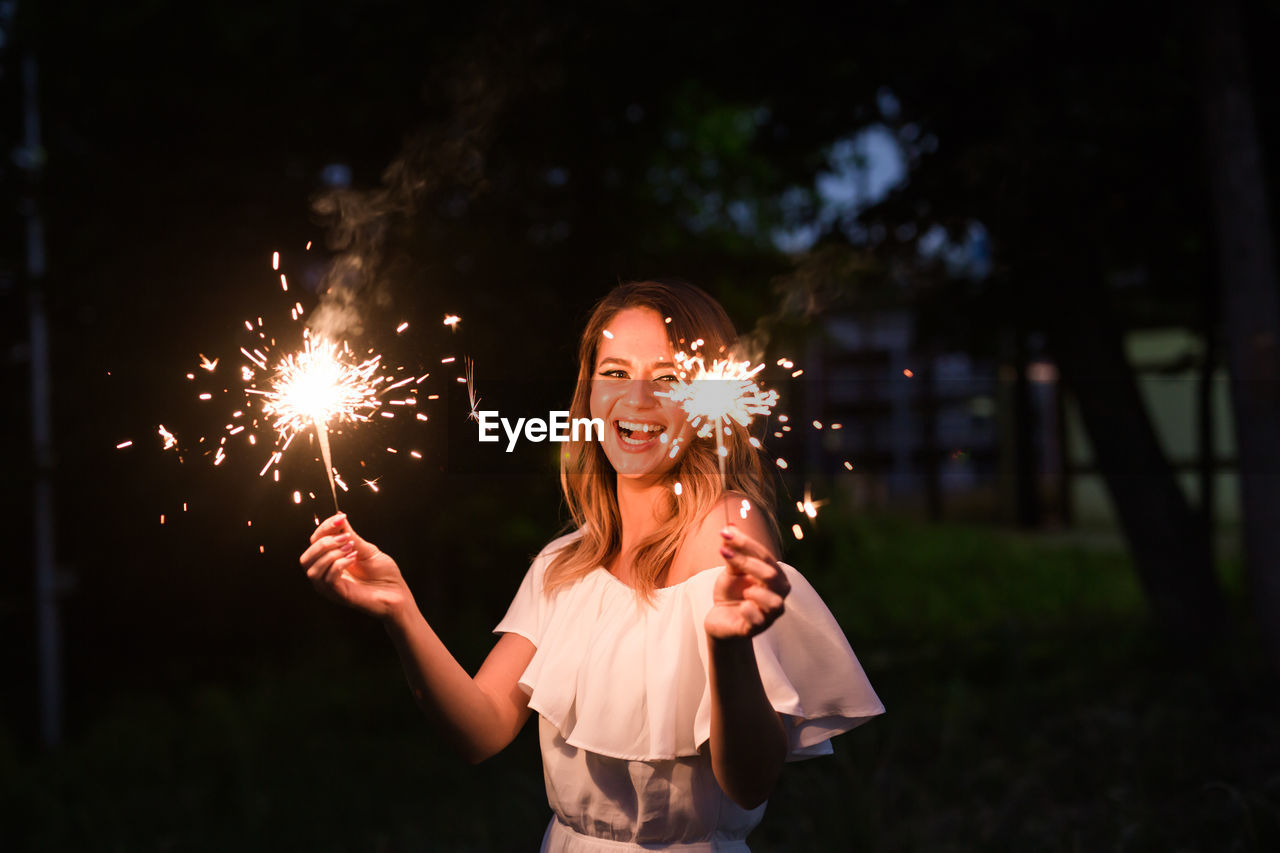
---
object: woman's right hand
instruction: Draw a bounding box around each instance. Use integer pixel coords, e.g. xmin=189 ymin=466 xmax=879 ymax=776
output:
xmin=299 ymin=513 xmax=413 ymax=621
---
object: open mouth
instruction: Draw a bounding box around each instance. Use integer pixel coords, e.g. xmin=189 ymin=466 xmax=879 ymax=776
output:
xmin=614 ymin=419 xmax=667 ymax=448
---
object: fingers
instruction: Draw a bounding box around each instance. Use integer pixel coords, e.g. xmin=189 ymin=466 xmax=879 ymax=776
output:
xmin=741 ymin=583 xmax=786 ymax=617
xmin=299 ymin=532 xmax=352 ymax=569
xmin=718 ymin=543 xmax=790 ymax=598
xmin=310 ymin=512 xmax=348 ymax=544
xmin=720 ymin=525 xmax=777 ymax=565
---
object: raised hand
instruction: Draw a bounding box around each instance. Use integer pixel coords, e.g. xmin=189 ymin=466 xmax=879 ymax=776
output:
xmin=299 ymin=513 xmax=413 ymax=620
xmin=705 ymin=525 xmax=790 ymax=640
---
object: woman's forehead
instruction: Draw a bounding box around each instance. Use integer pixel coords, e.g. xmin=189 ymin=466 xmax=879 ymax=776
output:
xmin=596 ymin=308 xmax=675 ymax=363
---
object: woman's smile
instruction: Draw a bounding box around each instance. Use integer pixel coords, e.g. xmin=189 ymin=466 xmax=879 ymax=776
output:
xmin=589 ymin=307 xmax=691 ymax=479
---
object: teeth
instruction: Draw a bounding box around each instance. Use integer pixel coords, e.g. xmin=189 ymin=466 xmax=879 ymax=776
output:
xmin=618 ymin=420 xmax=664 ymax=433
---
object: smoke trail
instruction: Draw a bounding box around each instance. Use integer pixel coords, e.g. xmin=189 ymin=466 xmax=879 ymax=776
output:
xmin=735 ymin=245 xmax=873 ymax=363
xmin=307 ymin=39 xmax=533 ymax=341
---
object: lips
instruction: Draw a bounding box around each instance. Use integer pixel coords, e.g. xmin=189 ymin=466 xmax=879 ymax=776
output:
xmin=613 ymin=418 xmax=667 ymax=450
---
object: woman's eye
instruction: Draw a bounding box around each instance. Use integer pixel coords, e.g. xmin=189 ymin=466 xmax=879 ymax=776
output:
xmin=598 ymin=369 xmax=628 ymax=379
xmin=655 ymin=374 xmax=679 ymax=384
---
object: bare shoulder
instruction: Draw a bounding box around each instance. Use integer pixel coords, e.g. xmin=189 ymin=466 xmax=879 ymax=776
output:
xmin=670 ymin=492 xmax=778 ymax=583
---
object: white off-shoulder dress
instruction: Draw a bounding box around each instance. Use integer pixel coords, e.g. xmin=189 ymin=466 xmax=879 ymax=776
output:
xmin=494 ymin=531 xmax=885 ymax=852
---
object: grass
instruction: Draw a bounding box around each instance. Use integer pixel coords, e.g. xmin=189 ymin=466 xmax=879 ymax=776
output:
xmin=4 ymin=510 xmax=1277 ymax=851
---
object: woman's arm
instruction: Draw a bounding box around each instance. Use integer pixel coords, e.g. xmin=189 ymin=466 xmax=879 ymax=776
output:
xmin=693 ymin=509 xmax=793 ymax=809
xmin=300 ymin=514 xmax=535 ymax=763
xmin=383 ymin=604 xmax=535 ymax=763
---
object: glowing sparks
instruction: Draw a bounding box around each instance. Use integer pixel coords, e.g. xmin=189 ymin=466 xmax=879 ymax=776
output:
xmin=776 ymin=458 xmax=788 ymax=469
xmin=739 ymin=499 xmax=751 ymax=520
xmin=660 ymin=351 xmax=778 ymax=523
xmin=903 ymin=368 xmax=914 ymax=378
xmin=443 ymin=314 xmax=461 ymax=330
xmin=674 ymin=481 xmax=683 ymax=496
xmin=661 ymin=354 xmax=779 ymax=438
xmin=844 ymin=460 xmax=854 ymax=470
xmin=272 ymin=251 xmax=279 ymax=270
xmin=116 ymin=440 xmax=133 ymax=449
xmin=199 ymin=354 xmax=219 ymax=372
xmin=791 ymin=524 xmax=804 ymax=540
xmin=465 ymin=357 xmax=482 ymax=422
xmin=247 ymin=336 xmax=388 ymax=509
xmin=602 ymin=329 xmax=614 ymax=339
xmin=157 ymin=424 xmax=178 ymax=450
xmin=396 ymin=321 xmax=410 ymax=334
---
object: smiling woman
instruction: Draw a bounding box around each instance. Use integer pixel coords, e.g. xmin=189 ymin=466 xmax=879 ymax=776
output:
xmin=298 ymin=280 xmax=884 ymax=851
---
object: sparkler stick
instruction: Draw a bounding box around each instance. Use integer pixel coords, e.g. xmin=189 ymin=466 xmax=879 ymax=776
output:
xmin=314 ymin=420 xmax=339 ymax=510
xmin=660 ymin=353 xmax=779 ymax=526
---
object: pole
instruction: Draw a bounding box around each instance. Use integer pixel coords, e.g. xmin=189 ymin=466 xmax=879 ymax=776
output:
xmin=20 ymin=46 xmax=61 ymax=747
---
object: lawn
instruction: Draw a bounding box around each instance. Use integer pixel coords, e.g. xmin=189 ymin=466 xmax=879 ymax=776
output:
xmin=4 ymin=511 xmax=1277 ymax=851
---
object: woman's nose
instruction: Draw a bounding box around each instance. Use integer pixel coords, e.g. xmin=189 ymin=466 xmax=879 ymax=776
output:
xmin=622 ymin=378 xmax=659 ymax=407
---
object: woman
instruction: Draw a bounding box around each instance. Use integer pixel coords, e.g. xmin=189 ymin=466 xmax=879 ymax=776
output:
xmin=299 ymin=281 xmax=883 ymax=851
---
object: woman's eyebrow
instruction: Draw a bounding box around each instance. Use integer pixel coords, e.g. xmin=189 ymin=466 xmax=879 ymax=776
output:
xmin=597 ymin=357 xmax=677 ymax=370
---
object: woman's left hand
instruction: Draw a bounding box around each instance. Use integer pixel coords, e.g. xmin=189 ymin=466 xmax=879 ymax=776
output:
xmin=706 ymin=525 xmax=790 ymax=640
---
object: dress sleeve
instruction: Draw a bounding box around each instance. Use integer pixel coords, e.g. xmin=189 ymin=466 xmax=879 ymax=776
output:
xmin=692 ymin=563 xmax=885 ymax=762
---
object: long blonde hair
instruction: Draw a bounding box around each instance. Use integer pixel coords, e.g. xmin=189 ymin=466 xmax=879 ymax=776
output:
xmin=545 ymin=280 xmax=778 ymax=600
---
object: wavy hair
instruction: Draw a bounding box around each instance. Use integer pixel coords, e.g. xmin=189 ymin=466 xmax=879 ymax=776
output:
xmin=545 ymin=280 xmax=778 ymax=601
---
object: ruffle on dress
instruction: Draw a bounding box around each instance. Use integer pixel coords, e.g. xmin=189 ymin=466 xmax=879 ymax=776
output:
xmin=495 ymin=532 xmax=885 ymax=763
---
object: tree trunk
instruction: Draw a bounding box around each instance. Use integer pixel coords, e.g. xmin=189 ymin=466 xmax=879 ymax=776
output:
xmin=1046 ymin=279 xmax=1223 ymax=645
xmin=1200 ymin=0 xmax=1280 ymax=675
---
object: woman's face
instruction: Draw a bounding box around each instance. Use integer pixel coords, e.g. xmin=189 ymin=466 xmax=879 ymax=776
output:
xmin=589 ymin=307 xmax=693 ymax=483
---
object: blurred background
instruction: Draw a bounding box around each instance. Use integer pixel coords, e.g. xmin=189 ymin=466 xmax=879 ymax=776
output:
xmin=3 ymin=1 xmax=1279 ymax=849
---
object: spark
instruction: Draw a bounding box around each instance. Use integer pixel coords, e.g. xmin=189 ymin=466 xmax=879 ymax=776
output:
xmin=674 ymin=481 xmax=683 ymax=496
xmin=443 ymin=314 xmax=461 ymax=330
xmin=844 ymin=460 xmax=854 ymax=470
xmin=776 ymin=458 xmax=788 ymax=469
xmin=396 ymin=322 xmax=409 ymax=334
xmin=363 ymin=478 xmax=381 ymax=492
xmin=199 ymin=354 xmax=219 ymax=372
xmin=903 ymin=368 xmax=914 ymax=378
xmin=812 ymin=421 xmax=823 ymax=430
xmin=247 ymin=336 xmax=386 ymax=510
xmin=800 ymin=484 xmax=826 ymax=520
xmin=158 ymin=424 xmax=178 ymax=450
xmin=116 ymin=440 xmax=133 ymax=449
xmin=272 ymin=251 xmax=279 ymax=270
xmin=441 ymin=357 xmax=456 ymax=364
xmin=293 ymin=491 xmax=302 ymax=504
xmin=739 ymin=499 xmax=751 ymax=519
xmin=791 ymin=369 xmax=804 ymax=377
xmin=602 ymin=329 xmax=614 ymax=339
xmin=660 ymin=351 xmax=778 ymax=524
xmin=465 ymin=357 xmax=482 ymax=422
xmin=280 ymin=274 xmax=288 ymax=292
xmin=791 ymin=524 xmax=804 ymax=540
xmin=409 ymin=450 xmax=422 ymax=459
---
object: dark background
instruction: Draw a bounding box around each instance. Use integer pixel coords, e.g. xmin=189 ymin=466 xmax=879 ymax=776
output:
xmin=3 ymin=1 xmax=1280 ymax=850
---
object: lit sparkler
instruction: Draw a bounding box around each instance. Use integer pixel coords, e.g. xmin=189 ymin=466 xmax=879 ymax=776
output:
xmin=660 ymin=352 xmax=779 ymax=524
xmin=247 ymin=335 xmax=385 ymax=511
